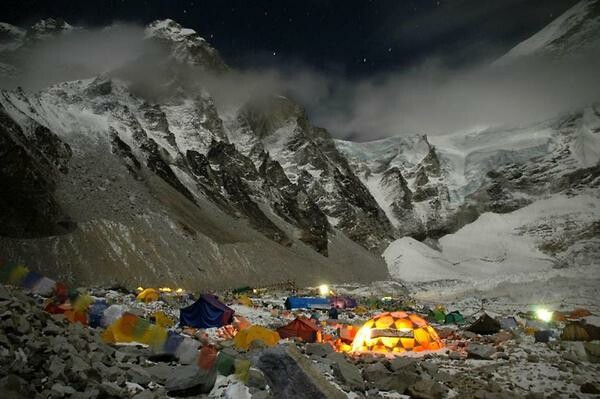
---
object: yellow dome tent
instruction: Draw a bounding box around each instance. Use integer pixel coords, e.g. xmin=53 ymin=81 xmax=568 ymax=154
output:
xmin=351 ymin=311 xmax=444 ymax=354
xmin=233 ymin=325 xmax=280 ymax=350
xmin=136 ymin=288 xmax=160 ymax=303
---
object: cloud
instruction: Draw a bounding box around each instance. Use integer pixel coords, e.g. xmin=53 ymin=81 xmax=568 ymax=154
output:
xmin=2 ymin=20 xmax=599 ymax=142
xmin=2 ymin=23 xmax=148 ymax=90
xmin=304 ymin=53 xmax=600 ymax=140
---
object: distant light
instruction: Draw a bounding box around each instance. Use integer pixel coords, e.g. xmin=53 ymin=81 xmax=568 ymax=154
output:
xmin=176 ymin=288 xmax=184 ymax=294
xmin=252 ymin=289 xmax=258 ymax=294
xmin=319 ymin=284 xmax=330 ymax=297
xmin=136 ymin=287 xmax=144 ymax=291
xmin=536 ymin=308 xmax=553 ymax=322
xmin=159 ymin=287 xmax=172 ymax=293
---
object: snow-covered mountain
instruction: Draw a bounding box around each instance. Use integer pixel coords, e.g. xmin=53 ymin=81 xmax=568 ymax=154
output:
xmin=0 ymin=8 xmax=598 ymax=290
xmin=0 ymin=19 xmax=391 ymax=289
xmin=363 ymin=0 xmax=600 ymax=287
xmin=495 ymin=0 xmax=600 ymax=65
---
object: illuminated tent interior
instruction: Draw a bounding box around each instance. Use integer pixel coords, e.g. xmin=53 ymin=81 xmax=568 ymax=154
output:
xmin=351 ymin=312 xmax=444 ymax=354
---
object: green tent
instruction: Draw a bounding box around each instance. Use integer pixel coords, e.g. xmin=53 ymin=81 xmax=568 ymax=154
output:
xmin=445 ymin=311 xmax=465 ymax=324
xmin=428 ymin=309 xmax=446 ymax=324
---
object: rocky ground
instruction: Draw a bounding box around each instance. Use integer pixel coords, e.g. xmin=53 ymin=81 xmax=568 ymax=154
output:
xmin=1 ymin=282 xmax=599 ymax=399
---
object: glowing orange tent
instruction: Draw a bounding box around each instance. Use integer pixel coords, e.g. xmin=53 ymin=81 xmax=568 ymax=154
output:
xmin=351 ymin=311 xmax=444 ymax=354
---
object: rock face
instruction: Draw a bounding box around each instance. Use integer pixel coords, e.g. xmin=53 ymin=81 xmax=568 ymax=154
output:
xmin=0 ymin=102 xmax=74 ymax=237
xmin=228 ymin=95 xmax=395 ymax=252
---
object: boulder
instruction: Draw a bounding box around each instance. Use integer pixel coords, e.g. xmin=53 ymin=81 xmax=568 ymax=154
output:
xmin=165 ymin=363 xmax=217 ymax=397
xmin=145 ymin=364 xmax=174 ymax=385
xmin=407 ymin=379 xmax=445 ymax=399
xmin=247 ymin=368 xmax=267 ymax=390
xmin=305 ymin=343 xmax=334 ymax=358
xmin=466 ymin=343 xmax=496 ymax=360
xmin=332 ymin=359 xmax=365 ymax=391
xmin=389 ymin=357 xmax=417 ymax=372
xmin=374 ymin=370 xmax=419 ymax=393
xmin=362 ymin=362 xmax=390 ymax=382
xmin=252 ymin=344 xmax=345 ymax=399
xmin=583 ymin=342 xmax=600 ymax=363
xmin=581 ymin=382 xmax=600 ymax=394
xmin=126 ymin=365 xmax=152 ymax=386
xmin=0 ymin=374 xmax=33 ymax=399
xmin=50 ymin=383 xmax=76 ymax=397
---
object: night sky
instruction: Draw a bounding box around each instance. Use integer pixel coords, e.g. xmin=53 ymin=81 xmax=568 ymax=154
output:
xmin=1 ymin=0 xmax=579 ymax=77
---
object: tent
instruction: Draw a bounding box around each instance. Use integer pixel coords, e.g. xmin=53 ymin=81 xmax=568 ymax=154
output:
xmin=445 ymin=311 xmax=465 ymax=324
xmin=351 ymin=311 xmax=444 ymax=354
xmin=466 ymin=313 xmax=501 ymax=335
xmin=137 ymin=288 xmax=160 ymax=303
xmin=277 ymin=318 xmax=321 ymax=342
xmin=233 ymin=326 xmax=280 ymax=350
xmin=428 ymin=309 xmax=446 ymax=324
xmin=180 ymin=294 xmax=234 ymax=328
xmin=330 ymin=296 xmax=357 ymax=309
xmin=284 ymin=296 xmax=330 ymax=310
xmin=499 ymin=317 xmax=519 ymax=330
xmin=561 ymin=322 xmax=591 ymax=341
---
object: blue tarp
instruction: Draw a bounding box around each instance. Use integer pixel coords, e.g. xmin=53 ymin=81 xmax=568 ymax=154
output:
xmin=180 ymin=294 xmax=235 ymax=328
xmin=285 ymin=296 xmax=330 ymax=310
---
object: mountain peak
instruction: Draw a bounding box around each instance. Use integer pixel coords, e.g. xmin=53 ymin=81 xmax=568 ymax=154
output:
xmin=145 ymin=19 xmax=227 ymax=72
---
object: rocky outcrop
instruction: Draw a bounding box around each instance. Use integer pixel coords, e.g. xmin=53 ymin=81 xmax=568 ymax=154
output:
xmin=259 ymin=152 xmax=329 ymax=255
xmin=0 ymin=104 xmax=74 ymax=238
xmin=230 ymin=95 xmax=395 ymax=252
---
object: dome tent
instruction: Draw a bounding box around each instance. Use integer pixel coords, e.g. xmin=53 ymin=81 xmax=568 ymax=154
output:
xmin=351 ymin=312 xmax=444 ymax=354
xmin=277 ymin=317 xmax=321 ymax=342
xmin=180 ymin=294 xmax=234 ymax=328
xmin=136 ymin=288 xmax=160 ymax=303
xmin=234 ymin=325 xmax=280 ymax=350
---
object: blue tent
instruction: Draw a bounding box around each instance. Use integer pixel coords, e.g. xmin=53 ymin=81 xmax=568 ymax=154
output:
xmin=285 ymin=296 xmax=330 ymax=310
xmin=180 ymin=294 xmax=234 ymax=328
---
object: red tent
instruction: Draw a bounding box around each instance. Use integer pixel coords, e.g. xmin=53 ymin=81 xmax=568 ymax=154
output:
xmin=277 ymin=318 xmax=321 ymax=342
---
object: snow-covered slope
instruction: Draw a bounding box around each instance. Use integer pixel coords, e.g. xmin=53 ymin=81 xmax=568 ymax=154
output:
xmin=496 ymin=0 xmax=600 ymax=65
xmin=384 ymin=193 xmax=600 ymax=284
